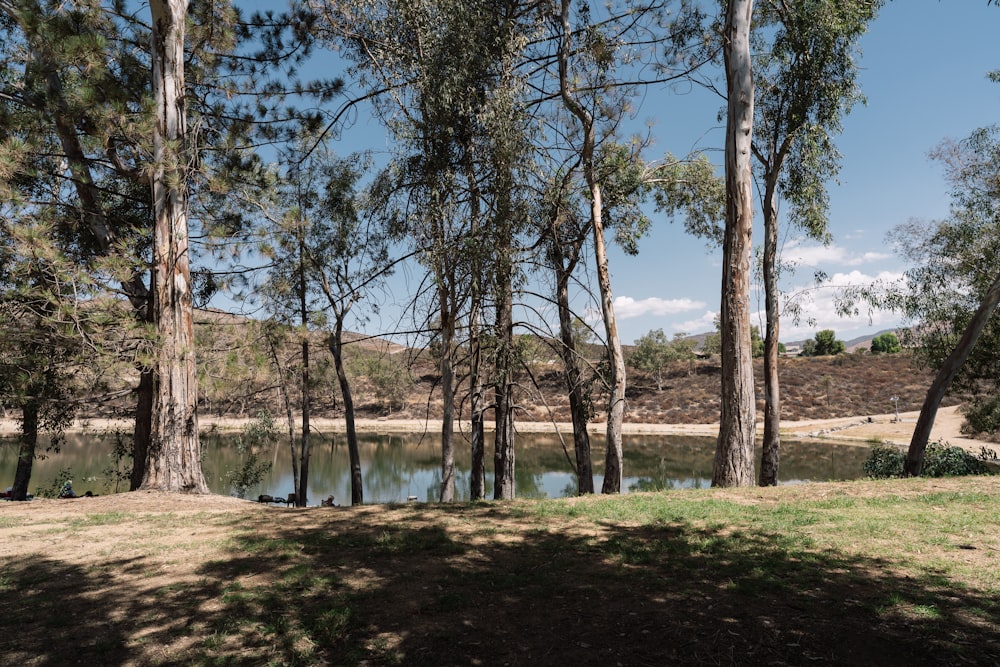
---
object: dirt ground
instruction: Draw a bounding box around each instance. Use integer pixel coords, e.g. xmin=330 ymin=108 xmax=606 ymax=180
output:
xmin=2 ymin=476 xmax=999 ymax=666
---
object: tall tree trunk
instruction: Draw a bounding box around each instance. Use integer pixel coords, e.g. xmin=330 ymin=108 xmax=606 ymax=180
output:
xmin=267 ymin=331 xmax=300 ymax=501
xmin=593 ymin=190 xmax=627 ymax=495
xmin=558 ymin=0 xmax=624 ymax=494
xmin=328 ymin=328 xmax=363 ymax=505
xmin=905 ymin=272 xmax=1000 ymax=476
xmin=297 ymin=242 xmax=311 ymax=507
xmin=11 ymin=401 xmax=39 ymax=501
xmin=142 ymin=0 xmax=208 ymax=493
xmin=298 ymin=337 xmax=311 ymax=506
xmin=554 ymin=246 xmax=594 ymax=495
xmin=439 ymin=287 xmax=456 ymax=502
xmin=493 ymin=263 xmax=516 ymax=500
xmin=713 ymin=0 xmax=757 ymax=488
xmin=130 ymin=367 xmax=154 ymax=490
xmin=466 ymin=154 xmax=486 ymax=501
xmin=470 ymin=300 xmax=486 ymax=500
xmin=759 ymin=180 xmax=781 ymax=486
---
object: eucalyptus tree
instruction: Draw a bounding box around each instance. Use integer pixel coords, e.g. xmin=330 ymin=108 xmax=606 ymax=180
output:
xmin=555 ymin=0 xmax=636 ymax=494
xmin=884 ymin=128 xmax=1000 ymax=475
xmin=552 ymin=0 xmax=710 ymax=493
xmin=0 ymin=0 xmax=294 ymax=491
xmin=304 ymin=0 xmax=539 ymax=501
xmin=538 ymin=174 xmax=597 ymax=494
xmin=752 ymin=0 xmax=879 ymax=486
xmin=713 ymin=0 xmax=756 ymax=488
xmin=264 ymin=141 xmax=393 ymax=506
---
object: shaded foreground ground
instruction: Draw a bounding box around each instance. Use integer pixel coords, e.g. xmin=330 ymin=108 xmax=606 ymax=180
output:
xmin=2 ymin=477 xmax=999 ymax=666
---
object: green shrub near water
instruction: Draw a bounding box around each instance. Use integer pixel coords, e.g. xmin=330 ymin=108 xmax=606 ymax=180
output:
xmin=864 ymin=441 xmax=994 ymax=479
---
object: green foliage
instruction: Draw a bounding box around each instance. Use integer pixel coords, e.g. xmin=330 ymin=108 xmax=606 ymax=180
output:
xmin=352 ymin=353 xmax=411 ymax=414
xmin=962 ymin=397 xmax=1000 ymax=437
xmin=101 ymin=429 xmax=133 ymax=494
xmin=226 ymin=412 xmax=276 ymax=499
xmin=870 ymin=332 xmax=901 ymax=354
xmin=751 ymin=325 xmax=765 ymax=358
xmin=628 ymin=329 xmax=696 ymax=389
xmin=877 ymin=126 xmax=1000 ymax=399
xmin=864 ymin=441 xmax=992 ymax=479
xmin=801 ymin=329 xmax=845 ymax=356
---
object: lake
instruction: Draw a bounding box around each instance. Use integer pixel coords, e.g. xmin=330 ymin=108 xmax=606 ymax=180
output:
xmin=0 ymin=431 xmax=871 ymax=504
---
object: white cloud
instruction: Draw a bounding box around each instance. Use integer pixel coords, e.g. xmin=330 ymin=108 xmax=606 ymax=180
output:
xmin=775 ymin=269 xmax=906 ymax=341
xmin=673 ymin=310 xmax=718 ymax=334
xmin=781 ymin=239 xmax=892 ymax=268
xmin=612 ymin=296 xmax=706 ymax=319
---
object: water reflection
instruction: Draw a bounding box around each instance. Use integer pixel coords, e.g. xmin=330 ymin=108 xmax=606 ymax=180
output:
xmin=0 ymin=431 xmax=868 ymax=504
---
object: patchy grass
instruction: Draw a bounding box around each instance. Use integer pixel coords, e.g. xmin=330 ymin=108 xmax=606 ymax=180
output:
xmin=1 ymin=479 xmax=999 ymax=665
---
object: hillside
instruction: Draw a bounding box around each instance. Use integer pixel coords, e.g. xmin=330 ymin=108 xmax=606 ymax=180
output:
xmin=82 ymin=313 xmax=956 ymax=429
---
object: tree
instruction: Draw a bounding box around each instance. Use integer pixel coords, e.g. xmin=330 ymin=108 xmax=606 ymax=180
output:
xmin=141 ymin=0 xmax=208 ymax=493
xmin=871 ymin=332 xmax=901 ymax=354
xmin=752 ymin=0 xmax=879 ymax=486
xmin=629 ymin=329 xmax=696 ymax=390
xmin=886 ymin=127 xmax=1000 ymax=474
xmin=801 ymin=329 xmax=845 ymax=356
xmin=713 ymin=0 xmax=757 ymax=488
xmin=308 ymin=153 xmax=393 ymax=506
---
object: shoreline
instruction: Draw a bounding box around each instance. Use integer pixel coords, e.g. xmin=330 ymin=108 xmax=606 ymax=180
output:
xmin=1 ymin=405 xmax=995 ymax=453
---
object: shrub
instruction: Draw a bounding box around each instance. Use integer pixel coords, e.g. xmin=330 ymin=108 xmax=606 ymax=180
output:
xmin=871 ymin=332 xmax=902 ymax=354
xmin=961 ymin=397 xmax=1000 ymax=437
xmin=922 ymin=441 xmax=991 ymax=477
xmin=864 ymin=441 xmax=992 ymax=479
xmin=226 ymin=411 xmax=276 ymax=499
xmin=864 ymin=444 xmax=905 ymax=478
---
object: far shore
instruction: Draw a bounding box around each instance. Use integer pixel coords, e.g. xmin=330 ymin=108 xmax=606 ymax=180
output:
xmin=1 ymin=404 xmax=995 ymax=454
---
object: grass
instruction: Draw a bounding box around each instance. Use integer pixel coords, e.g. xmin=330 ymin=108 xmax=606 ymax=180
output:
xmin=1 ymin=477 xmax=999 ymax=666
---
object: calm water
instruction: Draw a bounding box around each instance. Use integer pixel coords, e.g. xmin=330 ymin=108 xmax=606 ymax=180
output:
xmin=0 ymin=431 xmax=869 ymax=504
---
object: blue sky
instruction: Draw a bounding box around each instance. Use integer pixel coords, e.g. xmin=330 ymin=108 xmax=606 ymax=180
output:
xmin=230 ymin=0 xmax=998 ymax=347
xmin=603 ymin=0 xmax=999 ymax=345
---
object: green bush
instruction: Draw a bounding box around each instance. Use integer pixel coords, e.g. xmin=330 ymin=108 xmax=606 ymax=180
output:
xmin=863 ymin=444 xmax=905 ymax=478
xmin=961 ymin=397 xmax=1000 ymax=436
xmin=226 ymin=412 xmax=276 ymax=499
xmin=864 ymin=441 xmax=992 ymax=479
xmin=922 ymin=441 xmax=991 ymax=477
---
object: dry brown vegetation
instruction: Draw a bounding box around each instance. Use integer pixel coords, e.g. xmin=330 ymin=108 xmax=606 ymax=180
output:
xmin=181 ymin=311 xmax=955 ymax=428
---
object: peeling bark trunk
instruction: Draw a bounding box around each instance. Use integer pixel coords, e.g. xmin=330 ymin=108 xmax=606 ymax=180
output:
xmin=593 ymin=192 xmax=626 ymax=495
xmin=759 ymin=180 xmax=781 ymax=486
xmin=713 ymin=0 xmax=757 ymax=488
xmin=906 ymin=272 xmax=1000 ymax=476
xmin=142 ymin=0 xmax=208 ymax=493
xmin=466 ymin=155 xmax=486 ymax=501
xmin=558 ymin=0 xmax=625 ymax=494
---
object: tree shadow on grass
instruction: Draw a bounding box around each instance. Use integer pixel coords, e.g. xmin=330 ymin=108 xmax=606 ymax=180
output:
xmin=1 ymin=505 xmax=998 ymax=667
xmin=196 ymin=508 xmax=1000 ymax=666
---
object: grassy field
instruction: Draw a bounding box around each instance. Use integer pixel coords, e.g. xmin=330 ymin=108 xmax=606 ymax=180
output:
xmin=2 ymin=476 xmax=999 ymax=666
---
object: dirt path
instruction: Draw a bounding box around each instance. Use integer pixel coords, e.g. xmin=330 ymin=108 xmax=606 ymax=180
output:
xmin=3 ymin=404 xmax=993 ymax=453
